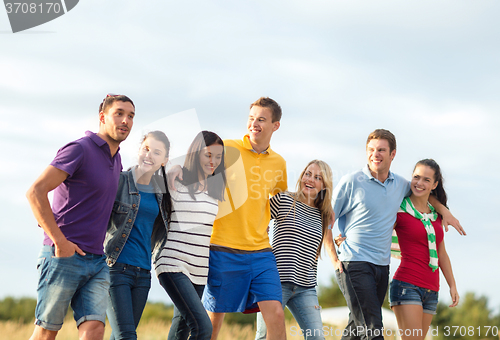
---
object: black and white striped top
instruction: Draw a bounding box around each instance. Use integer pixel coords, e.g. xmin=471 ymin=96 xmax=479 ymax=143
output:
xmin=154 ymin=182 xmax=218 ymax=285
xmin=271 ymin=192 xmax=323 ymax=288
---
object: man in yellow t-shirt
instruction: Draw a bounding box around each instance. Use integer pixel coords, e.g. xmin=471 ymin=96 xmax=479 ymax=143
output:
xmin=202 ymin=97 xmax=288 ymax=340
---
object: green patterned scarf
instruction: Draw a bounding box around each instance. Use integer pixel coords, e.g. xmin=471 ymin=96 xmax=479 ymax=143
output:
xmin=392 ymin=197 xmax=439 ymax=272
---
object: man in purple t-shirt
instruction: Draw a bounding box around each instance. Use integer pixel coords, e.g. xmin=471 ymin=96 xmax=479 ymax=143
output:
xmin=26 ymin=95 xmax=135 ymax=340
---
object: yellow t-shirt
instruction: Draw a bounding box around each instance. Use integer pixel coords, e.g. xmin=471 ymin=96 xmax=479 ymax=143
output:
xmin=211 ymin=135 xmax=287 ymax=251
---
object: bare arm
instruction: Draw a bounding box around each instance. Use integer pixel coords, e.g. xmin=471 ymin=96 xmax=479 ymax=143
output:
xmin=167 ymin=165 xmax=183 ymax=191
xmin=26 ymin=165 xmax=85 ymax=257
xmin=428 ymin=195 xmax=465 ymax=235
xmin=324 ymin=228 xmax=343 ymax=273
xmin=438 ymin=240 xmax=459 ymax=307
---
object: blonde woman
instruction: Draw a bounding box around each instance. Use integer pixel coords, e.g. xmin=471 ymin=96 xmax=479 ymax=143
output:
xmin=255 ymin=160 xmax=334 ymax=340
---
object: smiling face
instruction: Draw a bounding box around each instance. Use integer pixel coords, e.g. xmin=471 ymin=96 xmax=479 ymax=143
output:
xmin=137 ymin=136 xmax=169 ymax=176
xmin=300 ymin=163 xmax=325 ymax=203
xmin=411 ymin=164 xmax=438 ymax=199
xmin=99 ymin=100 xmax=135 ymax=145
xmin=247 ymin=105 xmax=280 ymax=151
xmin=198 ymin=143 xmax=224 ymax=179
xmin=366 ymin=138 xmax=396 ymax=178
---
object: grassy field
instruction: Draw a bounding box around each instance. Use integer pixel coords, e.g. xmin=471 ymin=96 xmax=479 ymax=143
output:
xmin=0 ymin=319 xmax=352 ymax=340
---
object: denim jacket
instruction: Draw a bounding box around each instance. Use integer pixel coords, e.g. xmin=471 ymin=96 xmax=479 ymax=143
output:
xmin=104 ymin=168 xmax=169 ymax=267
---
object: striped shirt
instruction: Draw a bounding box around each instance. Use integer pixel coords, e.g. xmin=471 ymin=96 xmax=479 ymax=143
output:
xmin=154 ymin=182 xmax=218 ymax=285
xmin=271 ymin=192 xmax=322 ymax=288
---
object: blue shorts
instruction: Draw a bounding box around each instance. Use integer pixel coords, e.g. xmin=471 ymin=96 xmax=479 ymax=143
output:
xmin=389 ymin=279 xmax=438 ymax=315
xmin=34 ymin=245 xmax=110 ymax=331
xmin=202 ymin=250 xmax=282 ymax=313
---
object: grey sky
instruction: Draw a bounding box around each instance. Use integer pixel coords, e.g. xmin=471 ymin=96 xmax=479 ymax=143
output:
xmin=1 ymin=0 xmax=499 ymax=311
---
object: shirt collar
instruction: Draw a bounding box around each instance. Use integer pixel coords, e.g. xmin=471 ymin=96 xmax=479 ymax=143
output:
xmin=86 ymin=130 xmax=120 ymax=154
xmin=130 ymin=166 xmax=164 ymax=195
xmin=243 ymin=134 xmax=271 ymax=155
xmin=362 ymin=164 xmax=394 ymax=183
xmin=86 ymin=130 xmax=106 ymax=146
xmin=129 ymin=168 xmax=140 ymax=194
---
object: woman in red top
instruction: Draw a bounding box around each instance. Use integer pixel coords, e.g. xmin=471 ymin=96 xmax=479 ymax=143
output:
xmin=390 ymin=159 xmax=459 ymax=340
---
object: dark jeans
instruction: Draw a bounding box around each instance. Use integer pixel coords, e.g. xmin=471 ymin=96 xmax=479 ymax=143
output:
xmin=335 ymin=261 xmax=389 ymax=340
xmin=107 ymin=263 xmax=151 ymax=340
xmin=158 ymin=272 xmax=212 ymax=340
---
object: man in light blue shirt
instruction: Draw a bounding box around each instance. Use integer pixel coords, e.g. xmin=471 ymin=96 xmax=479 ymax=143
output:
xmin=333 ymin=164 xmax=409 ymax=266
xmin=325 ymin=129 xmax=463 ymax=340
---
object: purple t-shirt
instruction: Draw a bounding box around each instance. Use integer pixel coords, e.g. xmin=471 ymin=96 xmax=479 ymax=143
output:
xmin=43 ymin=131 xmax=122 ymax=255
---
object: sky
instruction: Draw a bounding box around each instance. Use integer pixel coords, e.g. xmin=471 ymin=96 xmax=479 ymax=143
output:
xmin=1 ymin=0 xmax=499 ymax=313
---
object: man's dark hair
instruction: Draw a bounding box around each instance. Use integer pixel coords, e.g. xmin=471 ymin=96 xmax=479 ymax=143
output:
xmin=99 ymin=95 xmax=135 ymax=113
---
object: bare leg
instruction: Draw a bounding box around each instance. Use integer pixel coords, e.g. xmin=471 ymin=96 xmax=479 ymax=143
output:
xmin=421 ymin=313 xmax=434 ymax=339
xmin=29 ymin=325 xmax=58 ymax=340
xmin=258 ymin=300 xmax=286 ymax=340
xmin=78 ymin=320 xmax=105 ymax=340
xmin=392 ymin=305 xmax=427 ymax=340
xmin=207 ymin=311 xmax=225 ymax=340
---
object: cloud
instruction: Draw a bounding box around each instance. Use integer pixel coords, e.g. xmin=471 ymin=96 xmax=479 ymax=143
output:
xmin=1 ymin=0 xmax=499 ymax=309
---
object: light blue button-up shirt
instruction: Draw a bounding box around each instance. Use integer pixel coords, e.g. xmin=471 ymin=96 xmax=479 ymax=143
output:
xmin=332 ymin=165 xmax=410 ymax=265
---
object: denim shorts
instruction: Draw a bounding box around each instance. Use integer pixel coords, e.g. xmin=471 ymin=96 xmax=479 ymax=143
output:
xmin=256 ymin=283 xmax=324 ymax=340
xmin=202 ymin=250 xmax=282 ymax=313
xmin=389 ymin=279 xmax=438 ymax=314
xmin=34 ymin=245 xmax=110 ymax=331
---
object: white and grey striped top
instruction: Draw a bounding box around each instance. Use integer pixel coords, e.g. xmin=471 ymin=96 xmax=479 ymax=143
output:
xmin=154 ymin=181 xmax=219 ymax=285
xmin=271 ymin=191 xmax=323 ymax=288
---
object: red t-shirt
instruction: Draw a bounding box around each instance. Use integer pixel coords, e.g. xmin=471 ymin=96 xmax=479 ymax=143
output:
xmin=393 ymin=212 xmax=444 ymax=292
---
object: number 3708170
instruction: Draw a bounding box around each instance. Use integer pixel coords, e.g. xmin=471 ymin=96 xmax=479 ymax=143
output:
xmin=5 ymin=3 xmax=62 ymax=14
xmin=443 ymin=326 xmax=498 ymax=337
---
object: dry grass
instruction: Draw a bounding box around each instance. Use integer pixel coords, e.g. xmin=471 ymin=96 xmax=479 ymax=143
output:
xmin=0 ymin=319 xmax=255 ymax=340
xmin=0 ymin=319 xmax=352 ymax=339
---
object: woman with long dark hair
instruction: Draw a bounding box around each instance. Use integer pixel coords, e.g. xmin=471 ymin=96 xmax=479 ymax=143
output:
xmin=390 ymin=159 xmax=459 ymax=340
xmin=154 ymin=131 xmax=226 ymax=340
xmin=104 ymin=130 xmax=172 ymax=340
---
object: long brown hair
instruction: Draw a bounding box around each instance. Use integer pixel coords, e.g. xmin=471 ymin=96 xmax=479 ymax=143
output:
xmin=139 ymin=131 xmax=172 ymax=222
xmin=180 ymin=131 xmax=227 ymax=201
xmin=414 ymin=158 xmax=448 ymax=208
xmin=136 ymin=131 xmax=172 ymax=235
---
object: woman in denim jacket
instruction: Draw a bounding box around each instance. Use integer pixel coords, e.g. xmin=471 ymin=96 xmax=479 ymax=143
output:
xmin=104 ymin=130 xmax=172 ymax=340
